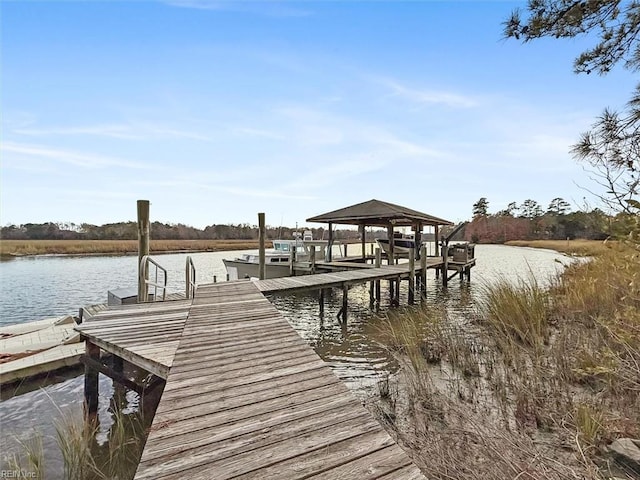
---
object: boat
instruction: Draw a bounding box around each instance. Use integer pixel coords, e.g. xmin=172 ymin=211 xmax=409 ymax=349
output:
xmin=223 ymin=230 xmax=328 ymax=280
xmin=376 ymin=232 xmax=416 ymax=258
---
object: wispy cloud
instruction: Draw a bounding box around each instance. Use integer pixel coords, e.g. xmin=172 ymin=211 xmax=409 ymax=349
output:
xmin=12 ymin=123 xmax=211 ymax=141
xmin=164 ymin=0 xmax=313 ymax=17
xmin=1 ymin=142 xmax=151 ymax=169
xmin=373 ymin=77 xmax=479 ymax=108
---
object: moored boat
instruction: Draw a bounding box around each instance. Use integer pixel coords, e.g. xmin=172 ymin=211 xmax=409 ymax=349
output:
xmin=223 ymin=230 xmax=328 ymax=280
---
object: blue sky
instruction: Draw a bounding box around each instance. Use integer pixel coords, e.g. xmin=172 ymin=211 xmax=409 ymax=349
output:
xmin=1 ymin=1 xmax=636 ymax=229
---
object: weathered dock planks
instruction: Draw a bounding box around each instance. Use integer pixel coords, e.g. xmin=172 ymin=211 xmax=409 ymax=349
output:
xmin=133 ymin=281 xmax=425 ymax=479
xmin=256 ymin=258 xmax=443 ymax=294
xmin=76 ymin=299 xmax=191 ymax=379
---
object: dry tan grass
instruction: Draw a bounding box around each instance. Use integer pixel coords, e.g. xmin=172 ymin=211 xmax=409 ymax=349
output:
xmin=505 ymin=239 xmax=613 ymax=256
xmin=0 ymin=239 xmax=269 ymax=256
xmin=373 ymin=244 xmax=640 ymax=479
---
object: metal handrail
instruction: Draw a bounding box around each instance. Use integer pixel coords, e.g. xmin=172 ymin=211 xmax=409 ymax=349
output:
xmin=185 ymin=256 xmax=197 ymax=299
xmin=139 ymin=255 xmax=167 ymax=302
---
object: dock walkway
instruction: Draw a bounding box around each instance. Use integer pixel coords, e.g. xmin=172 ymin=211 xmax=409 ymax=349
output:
xmin=76 ymin=273 xmax=429 ymax=479
xmin=131 ymin=281 xmax=424 ymax=479
xmin=257 ymin=257 xmax=444 ymax=294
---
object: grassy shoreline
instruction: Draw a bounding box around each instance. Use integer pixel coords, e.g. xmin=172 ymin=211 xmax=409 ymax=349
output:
xmin=373 ymin=239 xmax=639 ymax=478
xmin=0 ymin=239 xmax=269 ymax=257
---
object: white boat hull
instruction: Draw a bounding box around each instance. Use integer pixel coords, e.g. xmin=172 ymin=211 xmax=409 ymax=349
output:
xmin=376 ymin=238 xmax=415 ymax=257
xmin=223 ymin=259 xmax=292 ymax=280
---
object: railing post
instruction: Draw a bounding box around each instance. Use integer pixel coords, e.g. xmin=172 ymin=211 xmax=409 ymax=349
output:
xmin=185 ymin=257 xmax=191 ymax=299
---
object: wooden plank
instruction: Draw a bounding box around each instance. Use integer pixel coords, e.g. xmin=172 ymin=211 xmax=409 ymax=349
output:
xmin=306 ymin=444 xmax=415 ymax=479
xmin=142 ymin=394 xmax=357 ymax=462
xmin=159 ymin=418 xmax=385 ymax=480
xmin=139 ymin=410 xmax=378 ymax=479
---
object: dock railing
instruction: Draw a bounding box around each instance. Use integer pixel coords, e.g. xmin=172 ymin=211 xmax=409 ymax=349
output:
xmin=185 ymin=256 xmax=197 ymax=299
xmin=139 ymin=255 xmax=168 ymax=302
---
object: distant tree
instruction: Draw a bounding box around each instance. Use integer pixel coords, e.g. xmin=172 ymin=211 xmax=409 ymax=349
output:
xmin=547 ymin=197 xmax=571 ymax=215
xmin=472 ymin=197 xmax=490 ymax=218
xmin=520 ymin=199 xmax=543 ymax=219
xmin=496 ymin=201 xmax=519 ymax=216
xmin=503 ymin=1 xmax=640 ymax=231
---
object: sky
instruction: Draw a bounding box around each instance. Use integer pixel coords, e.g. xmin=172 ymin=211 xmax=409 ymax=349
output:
xmin=1 ymin=1 xmax=636 ymax=229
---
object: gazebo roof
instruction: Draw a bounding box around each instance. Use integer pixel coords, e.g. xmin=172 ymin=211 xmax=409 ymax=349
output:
xmin=306 ymin=199 xmax=453 ymax=227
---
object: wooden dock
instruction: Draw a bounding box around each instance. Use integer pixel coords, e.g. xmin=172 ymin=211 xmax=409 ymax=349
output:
xmin=131 ymin=281 xmax=424 ymax=479
xmin=76 ymin=280 xmax=425 ymax=479
xmin=257 ymin=258 xmax=444 ymax=294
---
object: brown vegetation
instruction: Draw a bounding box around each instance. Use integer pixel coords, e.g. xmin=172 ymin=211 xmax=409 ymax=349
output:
xmin=373 ymin=242 xmax=639 ymax=479
xmin=505 ymin=239 xmax=614 ymax=256
xmin=0 ymin=239 xmax=270 ymax=257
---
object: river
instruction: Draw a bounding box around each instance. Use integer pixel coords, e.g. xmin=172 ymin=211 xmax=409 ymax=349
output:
xmin=0 ymin=244 xmax=572 ymax=476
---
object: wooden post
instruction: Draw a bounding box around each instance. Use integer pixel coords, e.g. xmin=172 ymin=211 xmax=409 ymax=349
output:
xmin=327 ymin=222 xmax=333 ymax=262
xmin=258 ymin=212 xmax=266 ymax=280
xmin=289 ymin=246 xmax=296 ymax=276
xmin=137 ymin=200 xmax=150 ymax=302
xmin=375 ymin=247 xmax=381 ymax=303
xmin=395 ymin=276 xmax=400 ymax=301
xmin=420 ymin=244 xmax=427 ymax=297
xmin=360 ymin=224 xmax=366 ymax=259
xmin=408 ymin=248 xmax=415 ymax=304
xmin=387 ymin=224 xmax=394 ymax=265
xmin=442 ymin=243 xmax=449 ymax=287
xmin=84 ymin=340 xmax=100 ymax=419
xmin=434 ymin=225 xmax=440 ymax=257
xmin=310 ymin=245 xmax=316 ymax=274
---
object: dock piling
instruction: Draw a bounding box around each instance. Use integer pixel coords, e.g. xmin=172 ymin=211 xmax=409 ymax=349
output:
xmin=137 ymin=200 xmax=150 ymax=302
xmin=258 ymin=212 xmax=266 ymax=280
xmin=84 ymin=339 xmax=100 ymax=420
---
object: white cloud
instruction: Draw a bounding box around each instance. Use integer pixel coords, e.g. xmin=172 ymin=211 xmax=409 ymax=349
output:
xmin=1 ymin=142 xmax=151 ymax=170
xmin=374 ymin=77 xmax=480 ymax=108
xmin=164 ymin=0 xmax=313 ymax=17
xmin=12 ymin=123 xmax=211 ymax=141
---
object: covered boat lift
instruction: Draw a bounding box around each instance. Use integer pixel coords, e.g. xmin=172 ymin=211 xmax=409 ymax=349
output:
xmin=306 ymin=198 xmax=454 ymax=262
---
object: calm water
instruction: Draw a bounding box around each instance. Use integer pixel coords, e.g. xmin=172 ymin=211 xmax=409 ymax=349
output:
xmin=0 ymin=244 xmax=572 ymax=473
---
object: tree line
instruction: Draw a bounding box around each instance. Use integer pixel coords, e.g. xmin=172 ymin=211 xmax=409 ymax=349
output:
xmin=0 ymin=221 xmax=363 ymax=241
xmin=463 ymin=196 xmax=634 ymax=244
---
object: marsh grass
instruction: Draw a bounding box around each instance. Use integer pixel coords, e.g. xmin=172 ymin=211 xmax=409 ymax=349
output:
xmin=505 ymin=239 xmax=613 ymax=256
xmin=478 ymin=275 xmax=550 ymax=352
xmin=3 ymin=406 xmax=146 ymax=480
xmin=374 ymin=242 xmax=640 ymax=479
xmin=5 ymin=431 xmax=45 ymax=479
xmin=0 ymin=239 xmax=267 ymax=256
